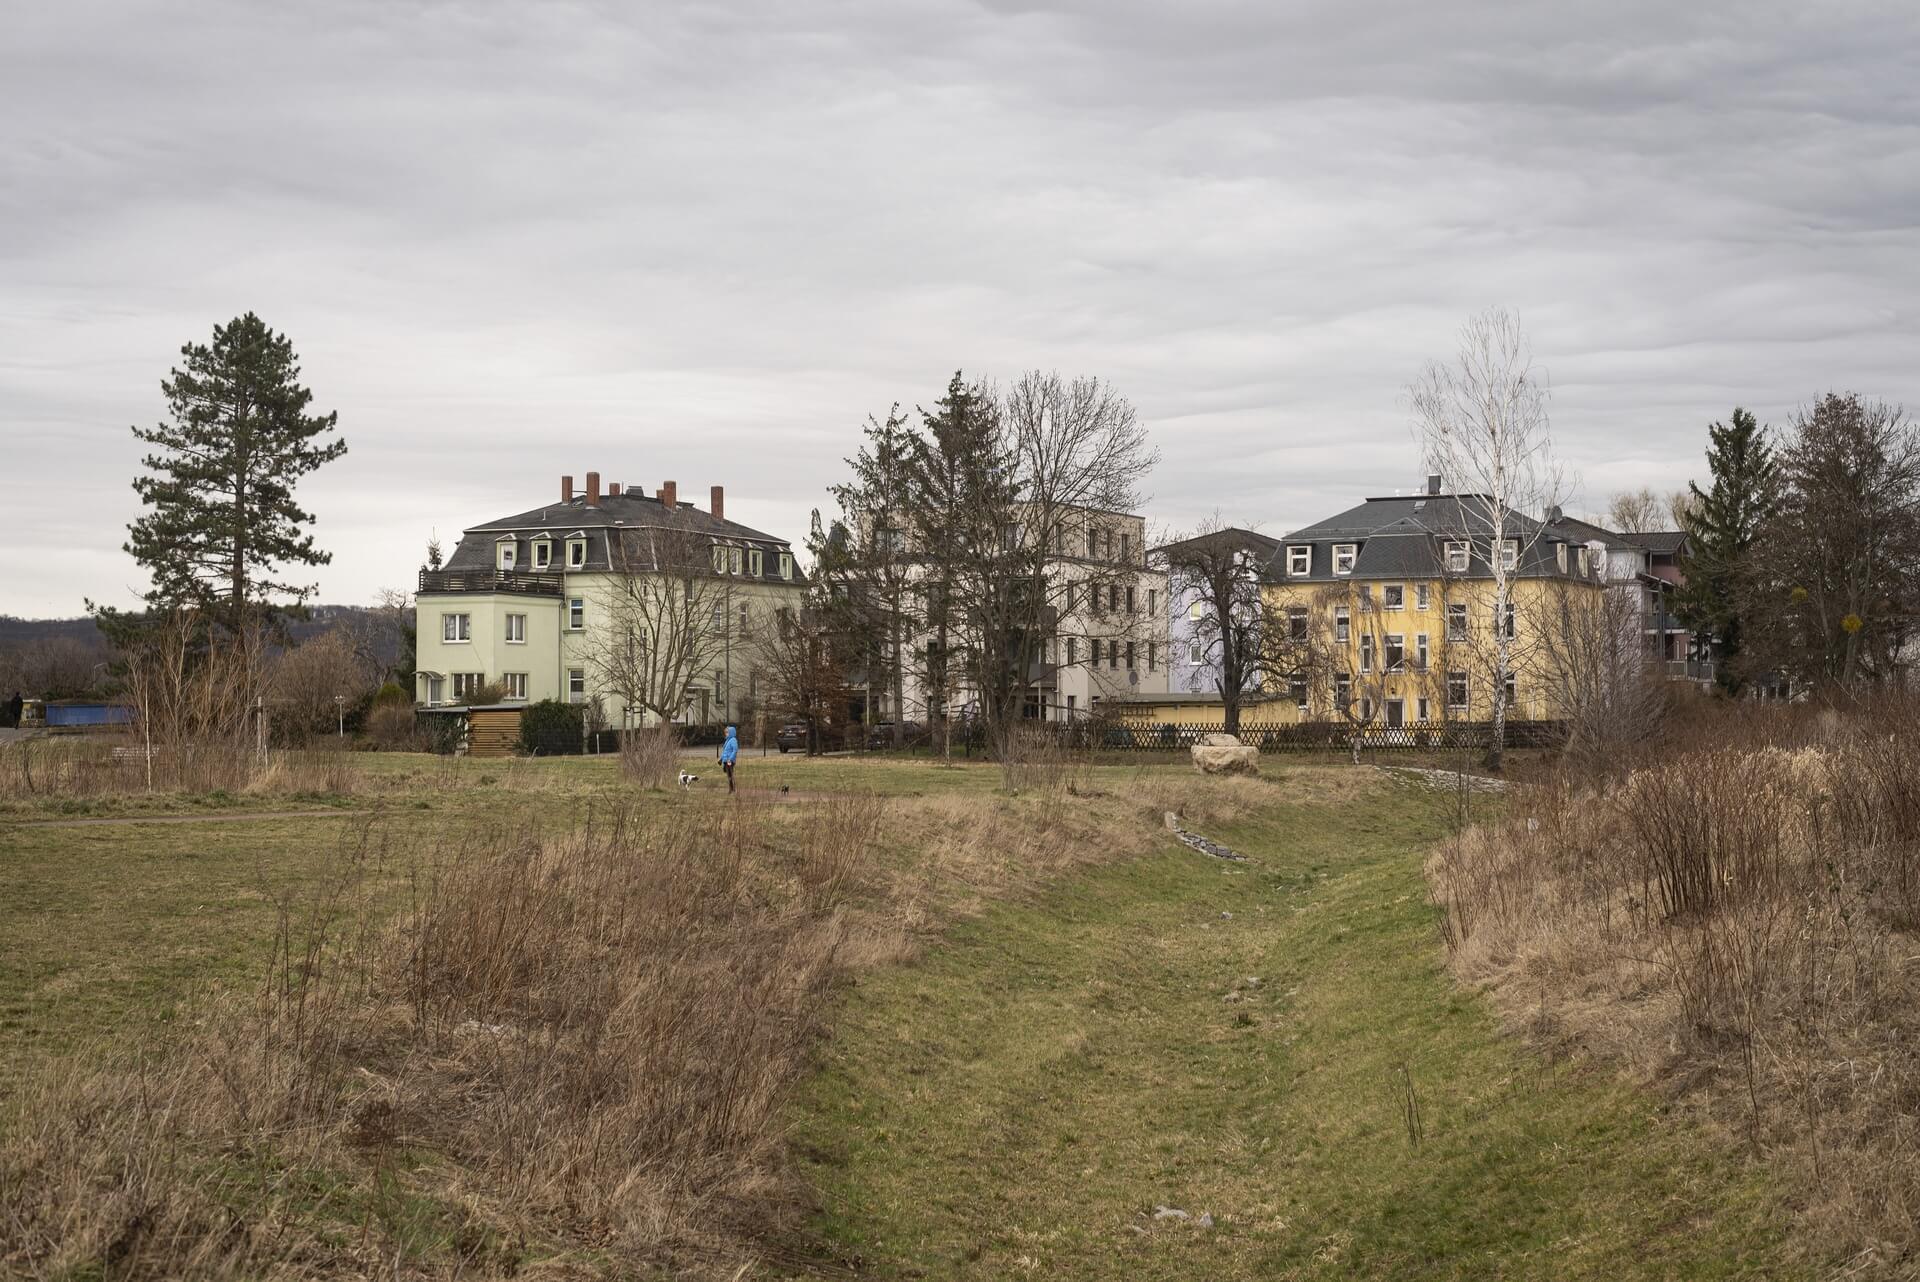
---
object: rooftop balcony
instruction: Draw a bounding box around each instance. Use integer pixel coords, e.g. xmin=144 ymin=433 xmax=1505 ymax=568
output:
xmin=418 ymin=568 xmax=565 ymax=596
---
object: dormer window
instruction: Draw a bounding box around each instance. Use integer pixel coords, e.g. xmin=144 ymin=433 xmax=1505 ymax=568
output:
xmin=779 ymin=552 xmax=793 ymax=580
xmin=1287 ymin=545 xmax=1310 ymax=576
xmin=1500 ymin=540 xmax=1519 ymax=572
xmin=1332 ymin=544 xmax=1357 ymax=575
xmin=749 ymin=548 xmax=764 ymax=577
xmin=531 ymin=538 xmax=552 ymax=570
xmin=712 ymin=544 xmax=729 ymax=574
xmin=1443 ymin=541 xmax=1469 ymax=573
xmin=1556 ymin=543 xmax=1568 ymax=574
xmin=496 ymin=540 xmax=517 ymax=571
xmin=565 ymin=535 xmax=588 ymax=569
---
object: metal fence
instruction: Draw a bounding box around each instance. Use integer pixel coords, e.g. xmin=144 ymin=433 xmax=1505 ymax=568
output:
xmin=1091 ymin=718 xmax=1567 ymax=753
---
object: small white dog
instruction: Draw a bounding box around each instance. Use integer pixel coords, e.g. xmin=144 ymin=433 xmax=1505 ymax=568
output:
xmin=678 ymin=770 xmax=700 ymax=790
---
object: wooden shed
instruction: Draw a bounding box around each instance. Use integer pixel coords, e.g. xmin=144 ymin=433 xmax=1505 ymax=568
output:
xmin=465 ymin=705 xmax=525 ymax=757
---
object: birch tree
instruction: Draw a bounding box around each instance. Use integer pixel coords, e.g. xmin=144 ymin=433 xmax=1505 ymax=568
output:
xmin=1410 ymin=308 xmax=1566 ymax=770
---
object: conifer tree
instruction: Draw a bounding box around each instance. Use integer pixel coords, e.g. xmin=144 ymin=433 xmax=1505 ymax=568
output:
xmin=1676 ymin=408 xmax=1777 ymax=691
xmin=124 ymin=313 xmax=347 ymax=632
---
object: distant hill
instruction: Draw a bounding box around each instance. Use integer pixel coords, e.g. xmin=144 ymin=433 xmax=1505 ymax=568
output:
xmin=0 ymin=606 xmax=407 ymax=670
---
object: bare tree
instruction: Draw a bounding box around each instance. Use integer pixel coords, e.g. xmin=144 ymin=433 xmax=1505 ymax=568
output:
xmin=270 ymin=626 xmax=376 ymax=740
xmin=1163 ymin=517 xmax=1270 ymax=734
xmin=582 ymin=527 xmax=729 ymax=732
xmin=1744 ymin=394 xmax=1920 ymax=693
xmin=1534 ymin=580 xmax=1667 ymax=765
xmin=749 ymin=593 xmax=848 ymax=755
xmin=1410 ymin=308 xmax=1568 ymax=769
xmin=1605 ymin=487 xmax=1662 ymax=534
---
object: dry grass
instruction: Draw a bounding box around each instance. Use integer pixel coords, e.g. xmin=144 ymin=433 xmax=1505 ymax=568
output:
xmin=0 ymin=756 xmax=1271 ymax=1279
xmin=617 ymin=723 xmax=682 ymax=790
xmin=1428 ymin=716 xmax=1920 ymax=1277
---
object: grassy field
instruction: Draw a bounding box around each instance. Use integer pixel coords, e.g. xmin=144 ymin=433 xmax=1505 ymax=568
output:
xmin=0 ymin=750 xmax=1794 ymax=1278
xmin=792 ymin=775 xmax=1791 ymax=1280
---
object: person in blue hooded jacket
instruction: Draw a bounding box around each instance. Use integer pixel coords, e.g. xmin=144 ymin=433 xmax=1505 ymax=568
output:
xmin=719 ymin=724 xmax=739 ymax=794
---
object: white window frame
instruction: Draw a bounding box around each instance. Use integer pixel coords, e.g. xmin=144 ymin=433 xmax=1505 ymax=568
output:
xmin=1444 ymin=541 xmax=1469 ymax=574
xmin=779 ymin=551 xmax=794 ymax=580
xmin=1416 ymin=633 xmax=1429 ymax=671
xmin=504 ymin=613 xmax=527 ymax=644
xmin=1417 ymin=696 xmax=1430 ymax=722
xmin=531 ymin=539 xmax=552 ymax=570
xmin=749 ymin=548 xmax=764 ymax=577
xmin=1332 ymin=544 xmax=1357 ymax=575
xmin=565 ymin=537 xmax=587 ymax=570
xmin=1446 ymin=603 xmax=1467 ymax=642
xmin=1334 ymin=605 xmax=1351 ymax=643
xmin=1500 ymin=539 xmax=1519 ymax=571
xmin=1385 ymin=633 xmax=1405 ymax=673
xmin=567 ymin=667 xmax=586 ymax=704
xmin=1383 ymin=583 xmax=1404 ymax=611
xmin=712 ymin=545 xmax=729 ymax=574
xmin=452 ymin=672 xmax=487 ymax=702
xmin=1360 ymin=634 xmax=1374 ymax=673
xmin=730 ymin=546 xmax=744 ymax=575
xmin=1498 ymin=601 xmax=1516 ymax=639
xmin=503 ymin=672 xmax=528 ymax=701
xmin=1415 ymin=583 xmax=1430 ymax=611
xmin=496 ymin=541 xmax=517 ymax=571
xmin=1287 ymin=545 xmax=1311 ymax=576
xmin=425 ymin=674 xmax=445 ymax=706
xmin=442 ymin=613 xmax=471 ymax=643
xmin=568 ymin=597 xmax=585 ymax=630
xmin=1447 ymin=671 xmax=1469 ymax=712
xmin=1290 ymin=674 xmax=1309 ymax=709
xmin=1556 ymin=543 xmax=1569 ymax=574
xmin=1287 ymin=606 xmax=1308 ymax=641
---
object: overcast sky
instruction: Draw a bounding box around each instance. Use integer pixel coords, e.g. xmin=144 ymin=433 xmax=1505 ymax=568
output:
xmin=3 ymin=1 xmax=1916 ymax=617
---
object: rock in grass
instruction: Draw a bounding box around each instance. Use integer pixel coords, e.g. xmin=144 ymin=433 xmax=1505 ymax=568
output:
xmin=1153 ymin=1206 xmax=1190 ymax=1222
xmin=1191 ymin=744 xmax=1259 ymax=775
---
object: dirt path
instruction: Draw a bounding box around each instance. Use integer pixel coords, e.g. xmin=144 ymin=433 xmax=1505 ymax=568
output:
xmin=3 ymin=808 xmax=358 ymax=829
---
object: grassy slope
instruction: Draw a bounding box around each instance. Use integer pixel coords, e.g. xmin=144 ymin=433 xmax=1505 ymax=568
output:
xmin=793 ymin=777 xmax=1790 ymax=1280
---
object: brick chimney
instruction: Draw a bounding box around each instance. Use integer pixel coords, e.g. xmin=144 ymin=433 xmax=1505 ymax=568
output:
xmin=661 ymin=480 xmax=677 ymax=508
xmin=608 ymin=482 xmax=622 ymax=497
xmin=1426 ymin=473 xmax=1442 ymax=496
xmin=709 ymin=485 xmax=724 ymax=522
xmin=562 ymin=474 xmax=574 ymax=502
xmin=585 ymin=471 xmax=601 ymax=506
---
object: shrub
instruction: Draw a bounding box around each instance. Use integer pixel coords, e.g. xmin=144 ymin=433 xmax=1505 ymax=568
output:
xmin=363 ymin=702 xmax=422 ymax=751
xmin=517 ymin=699 xmax=583 ymax=756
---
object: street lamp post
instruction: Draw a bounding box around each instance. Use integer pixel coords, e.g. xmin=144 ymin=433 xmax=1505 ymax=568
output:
xmin=334 ymin=694 xmax=345 ymax=739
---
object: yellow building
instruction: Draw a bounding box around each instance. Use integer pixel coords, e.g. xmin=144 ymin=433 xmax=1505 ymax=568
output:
xmin=1254 ymin=481 xmax=1609 ymax=728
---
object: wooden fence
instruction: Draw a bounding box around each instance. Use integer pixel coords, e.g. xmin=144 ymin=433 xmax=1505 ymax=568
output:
xmin=1082 ymin=718 xmax=1567 ymax=753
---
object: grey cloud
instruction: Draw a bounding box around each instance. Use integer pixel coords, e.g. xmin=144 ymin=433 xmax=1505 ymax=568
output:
xmin=2 ymin=0 xmax=1916 ymax=613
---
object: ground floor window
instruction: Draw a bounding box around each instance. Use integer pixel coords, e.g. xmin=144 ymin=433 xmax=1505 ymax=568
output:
xmin=424 ymin=674 xmax=445 ymax=705
xmin=568 ymin=668 xmax=586 ymax=703
xmin=503 ymin=672 xmax=528 ymax=700
xmin=451 ymin=672 xmax=487 ymax=701
xmin=1417 ymin=696 xmax=1430 ymax=722
xmin=1446 ymin=671 xmax=1468 ymax=712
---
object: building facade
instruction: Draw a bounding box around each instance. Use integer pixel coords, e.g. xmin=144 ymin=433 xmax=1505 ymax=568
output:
xmin=1257 ymin=482 xmax=1610 ymax=727
xmin=846 ymin=503 xmax=1171 ymax=723
xmin=414 ymin=473 xmax=806 ymax=727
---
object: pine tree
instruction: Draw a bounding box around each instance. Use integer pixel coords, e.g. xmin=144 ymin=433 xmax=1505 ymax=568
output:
xmin=124 ymin=313 xmax=347 ymax=632
xmin=1676 ymin=407 xmax=1777 ymax=691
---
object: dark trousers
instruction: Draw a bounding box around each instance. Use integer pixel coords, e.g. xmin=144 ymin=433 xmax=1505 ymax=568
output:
xmin=722 ymin=760 xmax=735 ymax=792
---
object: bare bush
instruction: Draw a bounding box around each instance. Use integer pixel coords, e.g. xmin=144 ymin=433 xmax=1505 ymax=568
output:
xmin=619 ymin=722 xmax=682 ymax=788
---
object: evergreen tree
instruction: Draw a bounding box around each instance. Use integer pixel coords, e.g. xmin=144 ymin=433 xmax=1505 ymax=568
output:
xmin=124 ymin=313 xmax=347 ymax=632
xmin=1676 ymin=407 xmax=1777 ymax=692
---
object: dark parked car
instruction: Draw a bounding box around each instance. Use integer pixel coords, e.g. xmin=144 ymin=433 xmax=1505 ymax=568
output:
xmin=776 ymin=721 xmax=812 ymax=753
xmin=865 ymin=720 xmax=926 ymax=749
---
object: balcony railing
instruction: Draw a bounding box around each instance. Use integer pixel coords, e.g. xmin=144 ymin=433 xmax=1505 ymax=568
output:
xmin=418 ymin=568 xmax=565 ymax=597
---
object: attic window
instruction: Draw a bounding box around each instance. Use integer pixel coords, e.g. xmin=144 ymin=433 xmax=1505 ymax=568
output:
xmin=1332 ymin=544 xmax=1357 ymax=575
xmin=711 ymin=544 xmax=729 ymax=574
xmin=779 ymin=552 xmax=793 ymax=580
xmin=1443 ymin=541 xmax=1469 ymax=574
xmin=496 ymin=541 xmax=517 ymax=571
xmin=1287 ymin=545 xmax=1310 ymax=576
xmin=565 ymin=536 xmax=587 ymax=569
xmin=749 ymin=548 xmax=764 ymax=577
xmin=531 ymin=538 xmax=552 ymax=570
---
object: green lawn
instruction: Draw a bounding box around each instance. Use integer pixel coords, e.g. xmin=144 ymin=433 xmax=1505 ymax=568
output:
xmin=791 ymin=777 xmax=1791 ymax=1280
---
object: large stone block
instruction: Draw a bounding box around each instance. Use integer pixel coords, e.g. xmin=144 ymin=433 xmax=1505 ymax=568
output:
xmin=1196 ymin=732 xmax=1242 ymax=747
xmin=1191 ymin=744 xmax=1259 ymax=775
